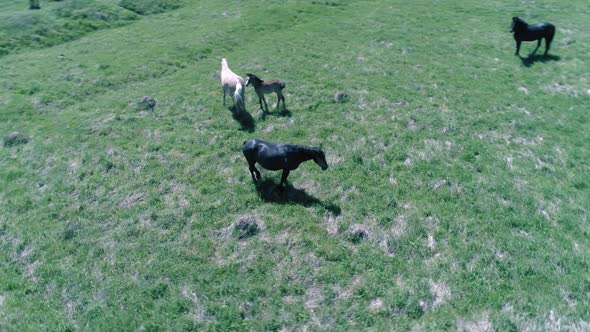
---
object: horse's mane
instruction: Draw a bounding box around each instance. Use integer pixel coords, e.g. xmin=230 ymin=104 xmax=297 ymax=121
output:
xmin=295 ymin=145 xmax=322 ymax=156
xmin=247 ymin=73 xmax=264 ymax=84
xmin=513 ymin=17 xmax=526 ymax=26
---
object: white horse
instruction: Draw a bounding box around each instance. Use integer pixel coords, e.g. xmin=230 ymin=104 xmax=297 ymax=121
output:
xmin=220 ymin=58 xmax=245 ymax=113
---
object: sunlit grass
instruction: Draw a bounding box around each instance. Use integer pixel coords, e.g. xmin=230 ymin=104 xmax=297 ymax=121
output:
xmin=1 ymin=0 xmax=589 ymax=330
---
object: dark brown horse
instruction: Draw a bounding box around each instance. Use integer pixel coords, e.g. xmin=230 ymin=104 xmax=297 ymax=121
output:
xmin=245 ymin=74 xmax=286 ymax=112
xmin=510 ymin=17 xmax=555 ymax=56
xmin=242 ymin=139 xmax=327 ymax=187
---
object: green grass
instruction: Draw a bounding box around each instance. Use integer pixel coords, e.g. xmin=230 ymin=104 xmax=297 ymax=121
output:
xmin=1 ymin=0 xmax=589 ymax=330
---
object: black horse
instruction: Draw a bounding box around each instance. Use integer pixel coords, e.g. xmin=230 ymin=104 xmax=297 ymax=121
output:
xmin=242 ymin=139 xmax=328 ymax=187
xmin=510 ymin=16 xmax=555 ymax=56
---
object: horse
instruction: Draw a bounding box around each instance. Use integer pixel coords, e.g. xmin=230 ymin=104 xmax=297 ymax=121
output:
xmin=242 ymin=139 xmax=328 ymax=187
xmin=245 ymin=74 xmax=286 ymax=113
xmin=220 ymin=58 xmax=245 ymax=113
xmin=510 ymin=17 xmax=555 ymax=57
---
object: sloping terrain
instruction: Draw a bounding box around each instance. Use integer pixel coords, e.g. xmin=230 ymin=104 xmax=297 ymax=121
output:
xmin=1 ymin=0 xmax=589 ymax=330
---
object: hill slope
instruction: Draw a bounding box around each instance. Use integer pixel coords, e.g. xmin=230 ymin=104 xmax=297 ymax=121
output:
xmin=1 ymin=0 xmax=589 ymax=330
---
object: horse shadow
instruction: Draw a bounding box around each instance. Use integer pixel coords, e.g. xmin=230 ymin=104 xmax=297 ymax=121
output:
xmin=519 ymin=54 xmax=560 ymax=67
xmin=230 ymin=106 xmax=256 ymax=132
xmin=254 ymin=178 xmax=341 ymax=215
xmin=259 ymin=108 xmax=292 ymax=119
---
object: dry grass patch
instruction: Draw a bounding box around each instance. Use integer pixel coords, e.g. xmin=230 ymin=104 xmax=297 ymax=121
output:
xmin=368 ymin=298 xmax=384 ymax=311
xmin=429 ymin=279 xmax=451 ymax=308
xmin=537 ymin=198 xmax=561 ymax=223
xmin=457 ymin=313 xmax=491 ymax=332
xmin=503 ymin=306 xmax=590 ymax=332
xmin=324 ymin=213 xmax=339 ymax=235
xmin=544 ymin=83 xmax=583 ymax=96
xmin=391 ymin=215 xmax=407 ymax=238
xmin=118 ymin=192 xmax=145 ymax=208
xmin=181 ymin=285 xmax=211 ymax=323
xmin=336 ymin=276 xmax=363 ymax=300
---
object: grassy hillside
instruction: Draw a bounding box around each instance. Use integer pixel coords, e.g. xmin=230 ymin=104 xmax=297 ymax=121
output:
xmin=1 ymin=0 xmax=589 ymax=330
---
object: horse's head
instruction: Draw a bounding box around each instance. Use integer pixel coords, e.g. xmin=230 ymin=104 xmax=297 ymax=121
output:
xmin=312 ymin=145 xmax=328 ymax=171
xmin=245 ymin=74 xmax=261 ymax=87
xmin=510 ymin=17 xmax=524 ymax=32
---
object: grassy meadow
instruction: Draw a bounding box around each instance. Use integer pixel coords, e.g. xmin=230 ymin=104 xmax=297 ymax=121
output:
xmin=1 ymin=0 xmax=589 ymax=330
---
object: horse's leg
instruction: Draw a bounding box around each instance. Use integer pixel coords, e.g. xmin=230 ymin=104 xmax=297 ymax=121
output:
xmin=248 ymin=162 xmax=261 ymax=181
xmin=276 ymin=92 xmax=286 ymax=110
xmin=280 ymin=93 xmax=286 ymax=110
xmin=262 ymin=96 xmax=269 ymax=113
xmin=279 ymin=169 xmax=290 ymax=187
xmin=515 ymin=40 xmax=521 ymax=56
xmin=258 ymin=96 xmax=266 ymax=112
xmin=223 ymin=90 xmax=226 ymax=106
xmin=544 ymin=37 xmax=551 ymax=56
xmin=532 ymin=39 xmax=541 ymax=54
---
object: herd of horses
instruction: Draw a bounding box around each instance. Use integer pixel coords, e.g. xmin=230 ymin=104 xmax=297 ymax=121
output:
xmin=221 ymin=17 xmax=556 ymax=189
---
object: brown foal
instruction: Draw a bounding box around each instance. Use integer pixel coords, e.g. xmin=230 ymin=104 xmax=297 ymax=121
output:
xmin=245 ymin=73 xmax=286 ymax=112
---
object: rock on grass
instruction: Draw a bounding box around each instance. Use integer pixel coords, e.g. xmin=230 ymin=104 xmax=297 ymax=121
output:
xmin=560 ymin=37 xmax=575 ymax=46
xmin=131 ymin=96 xmax=156 ymax=111
xmin=234 ymin=216 xmax=260 ymax=239
xmin=334 ymin=91 xmax=350 ymax=103
xmin=3 ymin=132 xmax=29 ymax=147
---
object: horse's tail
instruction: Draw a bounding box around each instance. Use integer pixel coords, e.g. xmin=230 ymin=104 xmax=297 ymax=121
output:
xmin=280 ymin=82 xmax=286 ymax=90
xmin=234 ymin=82 xmax=245 ymax=112
xmin=546 ymin=24 xmax=556 ymax=44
